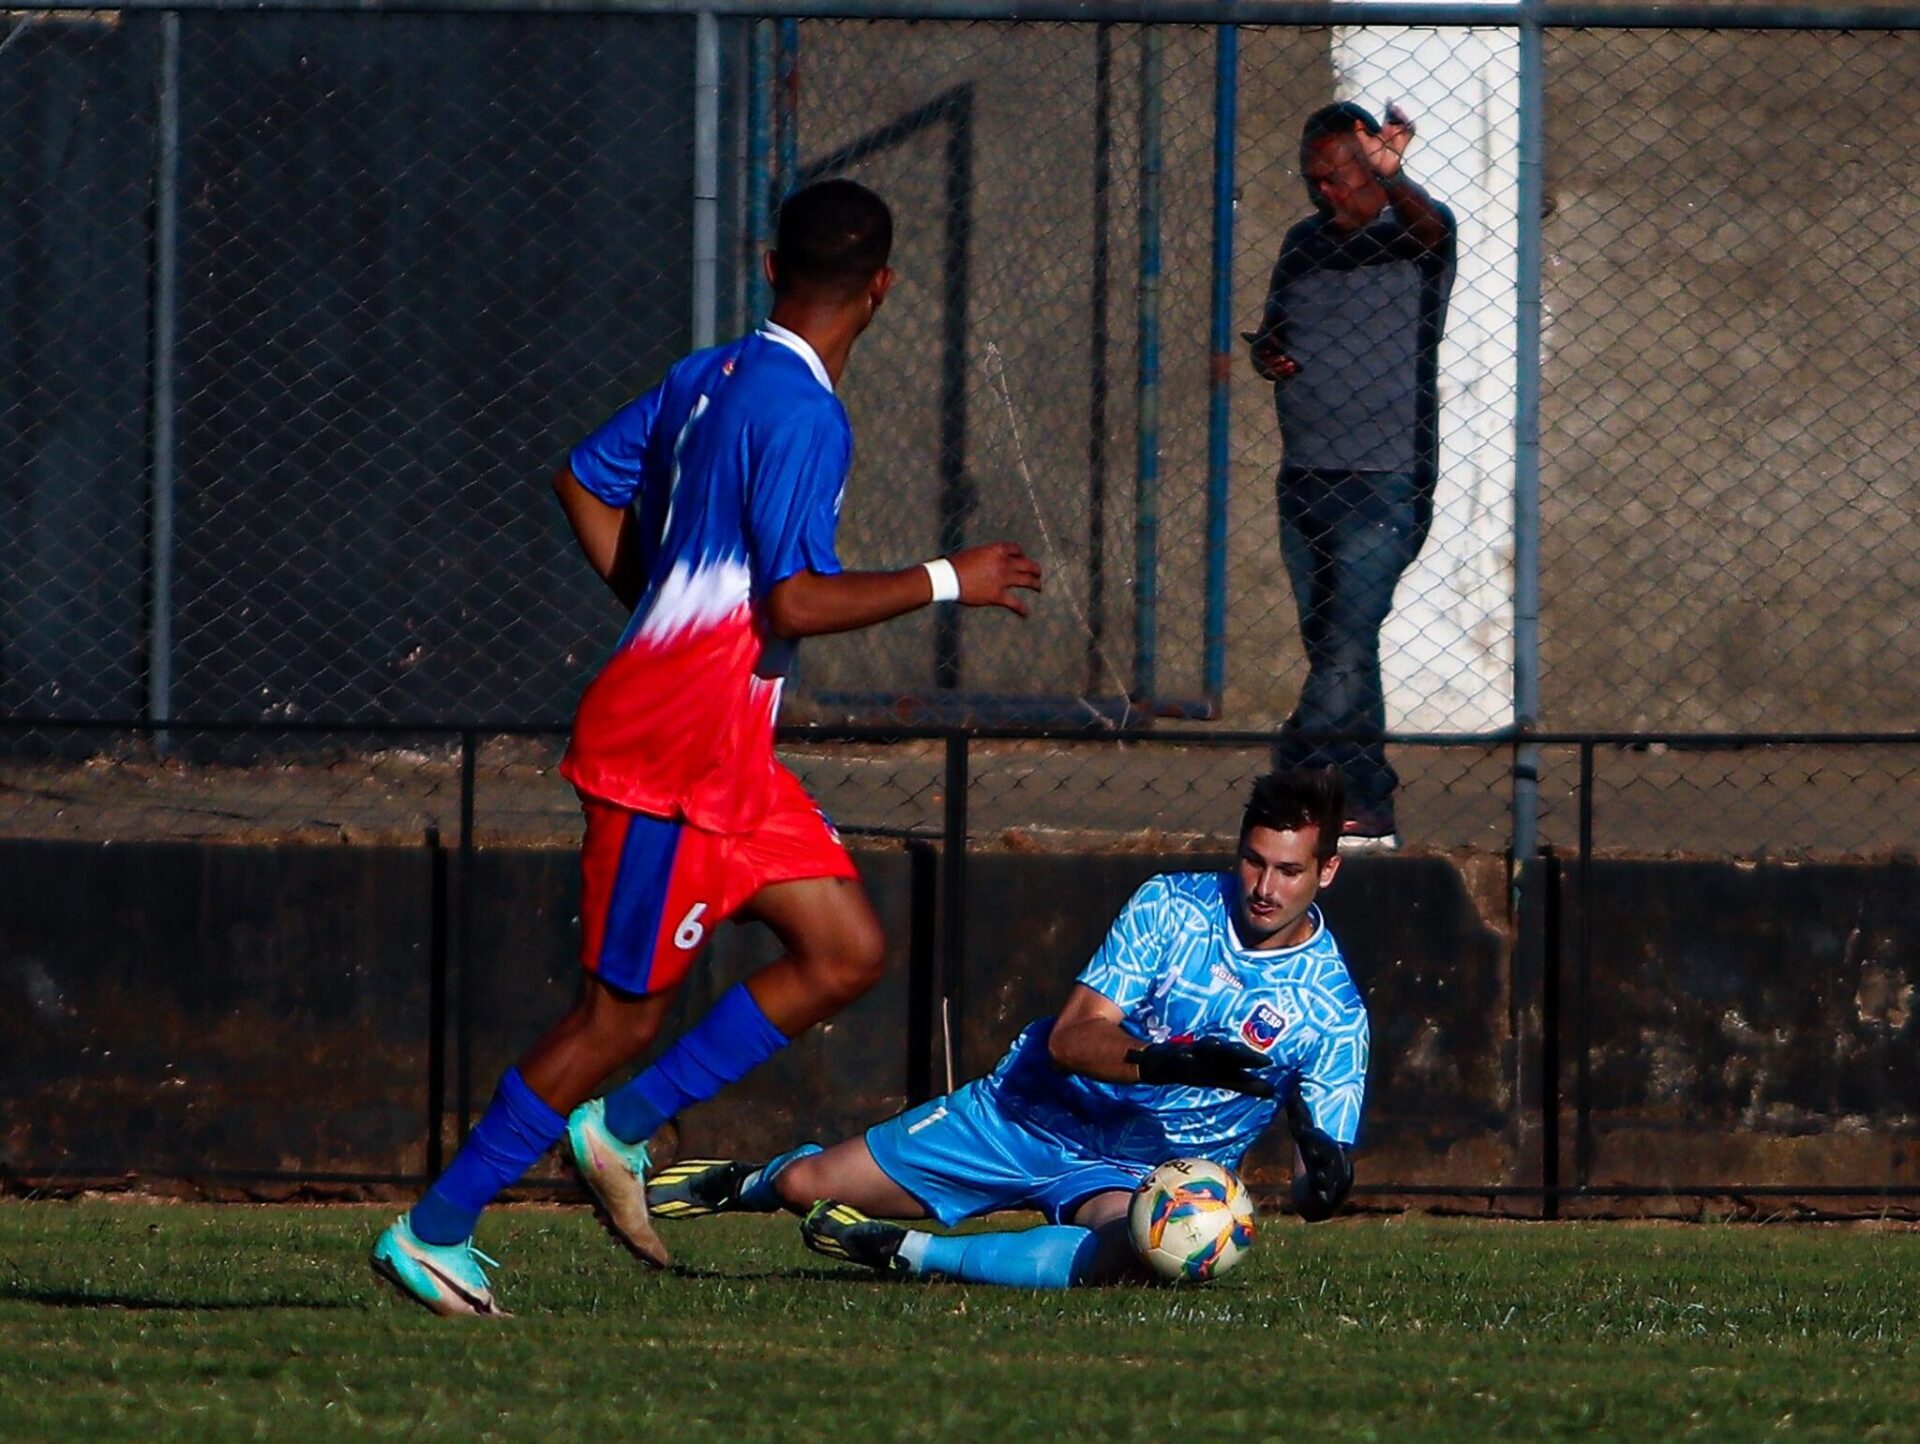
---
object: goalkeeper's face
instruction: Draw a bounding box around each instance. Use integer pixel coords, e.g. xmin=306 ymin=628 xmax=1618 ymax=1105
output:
xmin=1232 ymin=824 xmax=1340 ymax=951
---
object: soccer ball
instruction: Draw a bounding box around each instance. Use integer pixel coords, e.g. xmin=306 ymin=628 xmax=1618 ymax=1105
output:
xmin=1127 ymin=1158 xmax=1256 ymax=1283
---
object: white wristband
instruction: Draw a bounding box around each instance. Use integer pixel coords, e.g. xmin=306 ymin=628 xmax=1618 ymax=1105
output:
xmin=922 ymin=557 xmax=960 ymax=605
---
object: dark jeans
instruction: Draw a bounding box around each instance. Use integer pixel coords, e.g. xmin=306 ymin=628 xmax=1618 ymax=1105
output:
xmin=1272 ymin=465 xmax=1431 ymax=817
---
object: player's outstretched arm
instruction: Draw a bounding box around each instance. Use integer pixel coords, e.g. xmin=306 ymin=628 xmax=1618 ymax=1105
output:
xmin=1047 ymin=985 xmax=1146 ymax=1083
xmin=1047 ymin=986 xmax=1273 ymax=1097
xmin=951 ymin=541 xmax=1044 ymax=615
xmin=764 ymin=541 xmax=1042 ymax=639
xmin=1127 ymin=1038 xmax=1276 ymax=1098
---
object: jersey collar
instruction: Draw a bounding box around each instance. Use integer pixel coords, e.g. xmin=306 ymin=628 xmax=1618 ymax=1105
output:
xmin=1240 ymin=903 xmax=1323 ymax=958
xmin=756 ymin=321 xmax=834 ymax=394
xmin=1220 ymin=872 xmax=1325 ymax=960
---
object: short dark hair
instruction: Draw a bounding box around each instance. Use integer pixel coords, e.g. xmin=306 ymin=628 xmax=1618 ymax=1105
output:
xmin=1241 ymin=768 xmax=1346 ymax=860
xmin=772 ymin=178 xmax=893 ymax=300
xmin=1299 ymin=100 xmax=1380 ymax=169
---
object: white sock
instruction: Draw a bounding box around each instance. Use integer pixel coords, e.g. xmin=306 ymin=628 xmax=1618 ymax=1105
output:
xmin=894 ymin=1229 xmax=934 ymax=1273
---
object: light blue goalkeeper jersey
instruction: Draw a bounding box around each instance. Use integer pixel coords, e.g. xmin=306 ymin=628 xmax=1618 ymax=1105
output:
xmin=982 ymin=871 xmax=1369 ymax=1169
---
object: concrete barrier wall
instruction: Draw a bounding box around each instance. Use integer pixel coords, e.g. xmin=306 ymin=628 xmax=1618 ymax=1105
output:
xmin=4 ymin=839 xmax=1915 ymax=1210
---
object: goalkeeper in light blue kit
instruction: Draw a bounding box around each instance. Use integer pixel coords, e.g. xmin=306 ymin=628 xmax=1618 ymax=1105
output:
xmin=645 ymin=768 xmax=1369 ymax=1288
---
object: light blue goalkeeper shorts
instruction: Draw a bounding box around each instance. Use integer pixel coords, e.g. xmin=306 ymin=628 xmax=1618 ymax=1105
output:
xmin=864 ymin=1079 xmax=1151 ymax=1227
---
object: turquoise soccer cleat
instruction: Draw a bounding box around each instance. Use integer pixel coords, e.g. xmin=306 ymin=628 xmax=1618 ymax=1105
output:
xmin=370 ymin=1215 xmax=506 ymax=1318
xmin=566 ymin=1097 xmax=671 ymax=1268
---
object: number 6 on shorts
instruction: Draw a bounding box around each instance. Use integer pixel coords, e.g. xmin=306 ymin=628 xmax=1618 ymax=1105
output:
xmin=673 ymin=903 xmax=708 ymax=952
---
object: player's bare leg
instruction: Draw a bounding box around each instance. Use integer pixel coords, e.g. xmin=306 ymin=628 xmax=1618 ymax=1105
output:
xmin=1070 ymin=1189 xmax=1154 ymax=1284
xmin=571 ymin=874 xmax=885 ymax=1263
xmin=374 ymin=974 xmax=682 ymax=1306
xmin=735 ymin=875 xmax=887 ymax=1034
xmin=507 ymin=977 xmax=679 ymax=1266
xmin=519 ymin=975 xmax=677 ymax=1110
xmin=774 ymin=1138 xmax=927 ymax=1218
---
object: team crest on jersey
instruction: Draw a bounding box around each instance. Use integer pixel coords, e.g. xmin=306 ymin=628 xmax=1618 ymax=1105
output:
xmin=1240 ymin=1002 xmax=1290 ymax=1052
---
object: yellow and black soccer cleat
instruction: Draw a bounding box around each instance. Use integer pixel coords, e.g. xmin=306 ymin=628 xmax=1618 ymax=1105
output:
xmin=645 ymin=1158 xmax=757 ymax=1219
xmin=800 ymin=1200 xmax=909 ymax=1276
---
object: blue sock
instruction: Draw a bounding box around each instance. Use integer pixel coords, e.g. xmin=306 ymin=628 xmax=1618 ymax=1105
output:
xmin=410 ymin=1068 xmax=566 ymax=1246
xmin=898 ymin=1226 xmax=1102 ymax=1290
xmin=602 ymin=983 xmax=790 ymax=1145
xmin=736 ymin=1143 xmax=823 ymax=1211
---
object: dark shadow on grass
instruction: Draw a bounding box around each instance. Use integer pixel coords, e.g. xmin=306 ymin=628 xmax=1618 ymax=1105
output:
xmin=664 ymin=1263 xmax=900 ymax=1285
xmin=4 ymin=1285 xmax=357 ymax=1312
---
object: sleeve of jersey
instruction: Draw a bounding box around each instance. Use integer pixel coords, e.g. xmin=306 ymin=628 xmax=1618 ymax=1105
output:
xmin=1075 ymin=878 xmax=1171 ymax=1013
xmin=1299 ymin=1006 xmax=1371 ymax=1147
xmin=568 ymin=383 xmax=667 ymax=509
xmin=748 ymin=402 xmax=851 ymax=589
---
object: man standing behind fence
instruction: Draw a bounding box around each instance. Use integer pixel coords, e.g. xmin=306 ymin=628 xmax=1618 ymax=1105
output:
xmin=372 ymin=178 xmax=1042 ymax=1316
xmin=1248 ymin=101 xmax=1456 ymax=851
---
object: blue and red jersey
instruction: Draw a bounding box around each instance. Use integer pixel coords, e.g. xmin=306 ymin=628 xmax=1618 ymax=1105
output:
xmin=560 ymin=324 xmax=850 ymax=833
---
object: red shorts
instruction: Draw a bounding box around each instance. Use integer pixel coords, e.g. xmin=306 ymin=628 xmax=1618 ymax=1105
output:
xmin=577 ymin=765 xmax=859 ymax=996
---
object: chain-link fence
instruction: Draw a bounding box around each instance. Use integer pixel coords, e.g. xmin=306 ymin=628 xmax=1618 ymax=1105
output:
xmin=6 ymin=3 xmax=1917 ymax=851
xmin=3 ymin=7 xmax=710 ymax=727
xmin=4 ymin=3 xmax=1918 ymax=1205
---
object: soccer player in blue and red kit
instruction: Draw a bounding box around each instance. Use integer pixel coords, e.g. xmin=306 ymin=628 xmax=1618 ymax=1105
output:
xmin=374 ymin=179 xmax=1042 ymax=1315
xmin=643 ymin=768 xmax=1370 ymax=1289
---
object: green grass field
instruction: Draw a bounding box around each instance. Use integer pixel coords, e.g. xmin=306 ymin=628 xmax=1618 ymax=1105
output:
xmin=1 ymin=1201 xmax=1914 ymax=1442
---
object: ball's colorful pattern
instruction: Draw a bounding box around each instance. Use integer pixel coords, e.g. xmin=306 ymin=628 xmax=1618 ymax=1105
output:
xmin=1129 ymin=1159 xmax=1257 ymax=1283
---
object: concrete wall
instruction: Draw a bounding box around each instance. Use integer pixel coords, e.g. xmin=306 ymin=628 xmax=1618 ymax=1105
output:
xmin=1539 ymin=28 xmax=1920 ymax=732
xmin=6 ymin=837 xmax=1916 ymax=1213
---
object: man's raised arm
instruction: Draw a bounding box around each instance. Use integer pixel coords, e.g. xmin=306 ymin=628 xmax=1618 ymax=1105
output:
xmin=1360 ymin=106 xmax=1452 ymax=253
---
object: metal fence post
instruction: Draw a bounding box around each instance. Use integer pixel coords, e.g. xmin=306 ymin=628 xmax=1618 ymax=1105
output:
xmin=1508 ymin=10 xmax=1549 ymax=1195
xmin=1085 ymin=22 xmax=1114 ymax=699
xmin=745 ymin=17 xmax=773 ymax=323
xmin=456 ymin=729 xmax=477 ymax=1140
xmin=1576 ymin=737 xmax=1594 ymax=1191
xmin=1203 ymin=6 xmax=1237 ymax=703
xmin=145 ymin=11 xmax=182 ymax=741
xmin=938 ymin=731 xmax=969 ymax=1089
xmin=693 ymin=10 xmax=721 ymax=351
xmin=934 ymin=90 xmax=975 ymax=692
xmin=775 ymin=17 xmax=799 ymax=195
xmin=1510 ymin=0 xmax=1546 ymax=866
xmin=906 ymin=839 xmax=939 ymax=1104
xmin=426 ymin=824 xmax=448 ymax=1180
xmin=1133 ymin=25 xmax=1163 ymax=704
xmin=1538 ymin=845 xmax=1561 ymax=1218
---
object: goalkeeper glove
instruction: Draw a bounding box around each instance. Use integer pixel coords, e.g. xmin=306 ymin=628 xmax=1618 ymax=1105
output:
xmin=1285 ymin=1087 xmax=1353 ymax=1221
xmin=1124 ymin=1038 xmax=1276 ymax=1098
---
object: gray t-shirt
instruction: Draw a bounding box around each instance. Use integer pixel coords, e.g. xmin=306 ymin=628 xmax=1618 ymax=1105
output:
xmin=1261 ymin=200 xmax=1457 ymax=473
